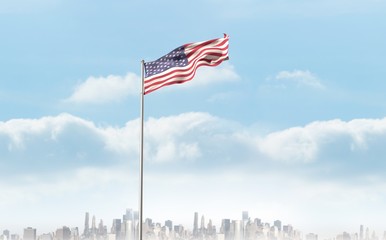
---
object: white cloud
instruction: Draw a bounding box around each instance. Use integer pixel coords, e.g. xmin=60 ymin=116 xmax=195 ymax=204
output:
xmin=64 ymin=73 xmax=140 ymax=104
xmin=143 ymin=112 xmax=217 ymax=162
xmin=3 ymin=113 xmax=386 ymax=173
xmin=273 ymin=70 xmax=325 ymax=89
xmin=258 ymin=126 xmax=319 ymax=163
xmin=258 ymin=118 xmax=386 ymax=163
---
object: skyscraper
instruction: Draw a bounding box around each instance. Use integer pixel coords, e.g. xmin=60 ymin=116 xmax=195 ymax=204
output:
xmin=283 ymin=225 xmax=293 ymax=235
xmin=23 ymin=227 xmax=36 ymax=240
xmin=360 ymin=225 xmax=364 ymax=240
xmin=55 ymin=226 xmax=71 ymax=240
xmin=242 ymin=211 xmax=249 ymax=222
xmin=207 ymin=219 xmax=216 ymax=237
xmin=124 ymin=209 xmax=134 ymax=222
xmin=165 ymin=220 xmax=173 ymax=232
xmin=3 ymin=230 xmax=10 ymax=240
xmin=84 ymin=212 xmax=90 ymax=238
xmin=254 ymin=218 xmax=262 ymax=226
xmin=230 ymin=220 xmax=242 ymax=240
xmin=193 ymin=212 xmax=199 ymax=237
xmin=125 ymin=220 xmax=135 ymax=240
xmin=98 ymin=220 xmax=107 ymax=236
xmin=111 ymin=219 xmax=122 ymax=234
xmin=366 ymin=227 xmax=370 ymax=240
xmin=274 ymin=220 xmax=282 ymax=232
xmin=201 ymin=215 xmax=206 ymax=235
xmin=71 ymin=227 xmax=80 ymax=240
xmin=92 ymin=215 xmax=97 ymax=235
xmin=221 ymin=219 xmax=231 ymax=240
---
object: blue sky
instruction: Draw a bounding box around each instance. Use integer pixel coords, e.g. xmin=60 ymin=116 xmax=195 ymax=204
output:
xmin=1 ymin=0 xmax=386 ymax=238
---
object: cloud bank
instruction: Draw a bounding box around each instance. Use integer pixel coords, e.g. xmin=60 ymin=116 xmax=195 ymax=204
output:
xmin=1 ymin=113 xmax=386 ymax=178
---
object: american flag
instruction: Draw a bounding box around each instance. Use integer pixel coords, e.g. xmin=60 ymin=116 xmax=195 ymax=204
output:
xmin=143 ymin=34 xmax=229 ymax=95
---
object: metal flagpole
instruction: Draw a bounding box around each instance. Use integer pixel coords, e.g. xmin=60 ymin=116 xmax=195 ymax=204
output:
xmin=139 ymin=60 xmax=145 ymax=240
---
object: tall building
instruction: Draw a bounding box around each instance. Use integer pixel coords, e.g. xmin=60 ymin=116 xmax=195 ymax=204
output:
xmin=124 ymin=219 xmax=136 ymax=240
xmin=55 ymin=226 xmax=71 ymax=240
xmin=283 ymin=225 xmax=293 ymax=237
xmin=193 ymin=212 xmax=199 ymax=237
xmin=98 ymin=220 xmax=107 ymax=236
xmin=120 ymin=221 xmax=127 ymax=240
xmin=230 ymin=220 xmax=242 ymax=240
xmin=245 ymin=220 xmax=258 ymax=240
xmin=133 ymin=211 xmax=139 ymax=222
xmin=91 ymin=216 xmax=97 ymax=235
xmin=174 ymin=225 xmax=184 ymax=236
xmin=274 ymin=220 xmax=282 ymax=232
xmin=242 ymin=211 xmax=249 ymax=222
xmin=111 ymin=219 xmax=122 ymax=234
xmin=201 ymin=215 xmax=206 ymax=235
xmin=366 ymin=228 xmax=370 ymax=240
xmin=221 ymin=219 xmax=231 ymax=240
xmin=123 ymin=209 xmax=133 ymax=222
xmin=207 ymin=219 xmax=216 ymax=237
xmin=23 ymin=227 xmax=36 ymax=240
xmin=84 ymin=212 xmax=90 ymax=238
xmin=144 ymin=218 xmax=153 ymax=228
xmin=71 ymin=228 xmax=80 ymax=240
xmin=165 ymin=220 xmax=173 ymax=232
xmin=3 ymin=230 xmax=10 ymax=240
xmin=360 ymin=225 xmax=364 ymax=240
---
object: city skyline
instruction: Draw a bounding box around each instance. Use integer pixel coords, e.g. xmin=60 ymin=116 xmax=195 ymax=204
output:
xmin=1 ymin=209 xmax=384 ymax=240
xmin=2 ymin=0 xmax=386 ymax=239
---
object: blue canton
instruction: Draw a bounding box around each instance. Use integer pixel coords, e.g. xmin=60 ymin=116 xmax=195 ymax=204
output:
xmin=145 ymin=46 xmax=189 ymax=78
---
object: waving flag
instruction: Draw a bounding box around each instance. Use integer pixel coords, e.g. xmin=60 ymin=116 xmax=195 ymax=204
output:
xmin=143 ymin=34 xmax=229 ymax=95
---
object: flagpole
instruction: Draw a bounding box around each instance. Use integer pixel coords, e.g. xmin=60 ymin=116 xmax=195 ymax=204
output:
xmin=139 ymin=60 xmax=145 ymax=240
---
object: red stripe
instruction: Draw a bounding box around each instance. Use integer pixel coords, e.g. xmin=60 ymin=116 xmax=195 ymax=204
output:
xmin=186 ymin=43 xmax=229 ymax=60
xmin=186 ymin=38 xmax=228 ymax=58
xmin=183 ymin=36 xmax=222 ymax=50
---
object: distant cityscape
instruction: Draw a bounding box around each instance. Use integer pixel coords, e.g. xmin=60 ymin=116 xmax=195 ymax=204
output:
xmin=1 ymin=209 xmax=385 ymax=240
